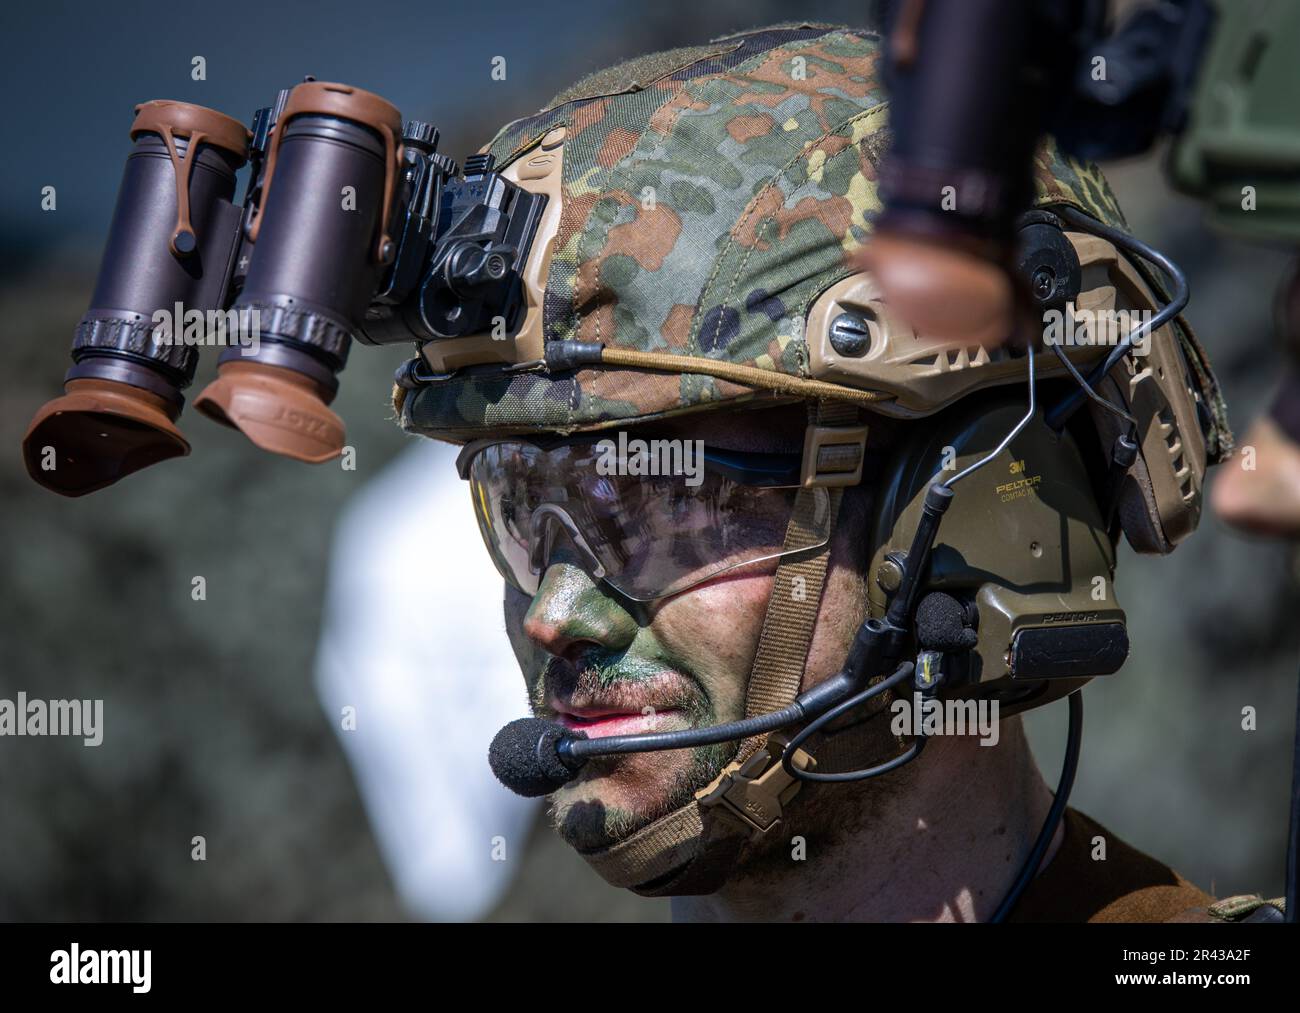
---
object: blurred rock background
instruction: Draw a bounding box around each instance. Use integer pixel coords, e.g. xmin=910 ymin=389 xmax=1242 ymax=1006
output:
xmin=0 ymin=0 xmax=1295 ymax=920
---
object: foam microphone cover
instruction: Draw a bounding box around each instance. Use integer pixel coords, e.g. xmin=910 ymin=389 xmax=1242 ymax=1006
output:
xmin=489 ymin=718 xmax=586 ymax=798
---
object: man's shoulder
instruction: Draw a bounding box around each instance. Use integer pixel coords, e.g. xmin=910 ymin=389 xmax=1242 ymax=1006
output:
xmin=1008 ymin=808 xmax=1213 ymax=923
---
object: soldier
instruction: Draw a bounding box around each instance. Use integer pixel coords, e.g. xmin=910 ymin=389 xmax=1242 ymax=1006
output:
xmin=393 ymin=22 xmax=1267 ymax=922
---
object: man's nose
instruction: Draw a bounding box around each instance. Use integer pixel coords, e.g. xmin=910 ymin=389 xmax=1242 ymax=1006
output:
xmin=522 ymin=556 xmax=639 ymax=661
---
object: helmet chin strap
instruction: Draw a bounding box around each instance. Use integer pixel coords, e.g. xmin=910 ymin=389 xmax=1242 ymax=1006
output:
xmin=576 ymin=402 xmax=905 ymax=897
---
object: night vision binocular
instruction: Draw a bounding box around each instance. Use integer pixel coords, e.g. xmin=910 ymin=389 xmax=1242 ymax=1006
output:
xmin=23 ymin=78 xmax=546 ymax=496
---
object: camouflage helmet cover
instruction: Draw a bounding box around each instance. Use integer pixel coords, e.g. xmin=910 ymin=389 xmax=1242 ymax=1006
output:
xmin=398 ymin=22 xmax=1202 ymax=446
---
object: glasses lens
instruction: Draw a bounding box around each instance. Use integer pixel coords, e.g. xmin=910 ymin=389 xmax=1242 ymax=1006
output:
xmin=466 ymin=440 xmax=832 ymax=601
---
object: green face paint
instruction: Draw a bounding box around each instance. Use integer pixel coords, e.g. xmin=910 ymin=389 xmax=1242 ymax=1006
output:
xmin=503 ymin=557 xmax=759 ymax=853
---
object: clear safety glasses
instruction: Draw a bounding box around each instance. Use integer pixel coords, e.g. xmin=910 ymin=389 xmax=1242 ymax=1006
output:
xmin=456 ymin=435 xmax=838 ymax=602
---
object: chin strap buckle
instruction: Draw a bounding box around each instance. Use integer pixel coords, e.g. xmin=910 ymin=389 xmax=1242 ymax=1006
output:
xmin=801 ymin=422 xmax=869 ymax=487
xmin=695 ymin=733 xmax=817 ymax=835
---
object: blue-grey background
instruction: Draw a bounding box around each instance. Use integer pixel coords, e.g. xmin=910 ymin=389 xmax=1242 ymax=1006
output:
xmin=1 ymin=0 xmax=1296 ymax=920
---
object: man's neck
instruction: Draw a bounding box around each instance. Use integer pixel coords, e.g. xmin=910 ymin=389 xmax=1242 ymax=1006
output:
xmin=671 ymin=718 xmax=1064 ymax=922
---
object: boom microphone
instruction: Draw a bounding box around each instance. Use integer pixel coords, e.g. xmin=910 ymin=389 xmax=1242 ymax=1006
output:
xmin=489 ymin=671 xmax=865 ymax=797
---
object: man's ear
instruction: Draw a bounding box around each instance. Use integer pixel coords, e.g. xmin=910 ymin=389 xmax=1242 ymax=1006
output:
xmin=820 ymin=482 xmax=875 ymax=635
xmin=838 ymin=483 xmax=875 ymax=573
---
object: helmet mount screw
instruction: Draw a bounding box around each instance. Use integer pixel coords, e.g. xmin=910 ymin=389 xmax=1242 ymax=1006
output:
xmin=1031 ymin=267 xmax=1055 ymax=301
xmin=829 ymin=310 xmax=874 ymax=357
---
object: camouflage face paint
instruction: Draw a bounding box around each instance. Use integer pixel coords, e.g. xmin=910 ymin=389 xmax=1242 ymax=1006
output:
xmin=502 ymin=530 xmax=768 ymax=852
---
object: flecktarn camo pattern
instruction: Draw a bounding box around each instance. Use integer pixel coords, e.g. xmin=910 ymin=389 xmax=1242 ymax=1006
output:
xmin=401 ymin=22 xmax=1227 ymax=458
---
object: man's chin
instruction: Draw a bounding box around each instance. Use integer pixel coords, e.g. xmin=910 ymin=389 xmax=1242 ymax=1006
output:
xmin=553 ymin=795 xmax=646 ymax=853
xmin=548 ymin=745 xmax=735 ymax=853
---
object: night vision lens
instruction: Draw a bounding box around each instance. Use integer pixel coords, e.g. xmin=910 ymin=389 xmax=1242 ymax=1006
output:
xmin=22 ymin=101 xmax=250 ymax=496
xmin=195 ymin=81 xmax=404 ymax=464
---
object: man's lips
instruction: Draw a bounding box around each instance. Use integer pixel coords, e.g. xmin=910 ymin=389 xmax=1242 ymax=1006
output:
xmin=541 ymin=662 xmax=698 ymax=740
xmin=552 ymin=705 xmax=683 ymax=738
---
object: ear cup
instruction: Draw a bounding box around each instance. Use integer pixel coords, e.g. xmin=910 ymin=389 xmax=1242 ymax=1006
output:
xmin=866 ymin=394 xmax=1126 ymax=716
